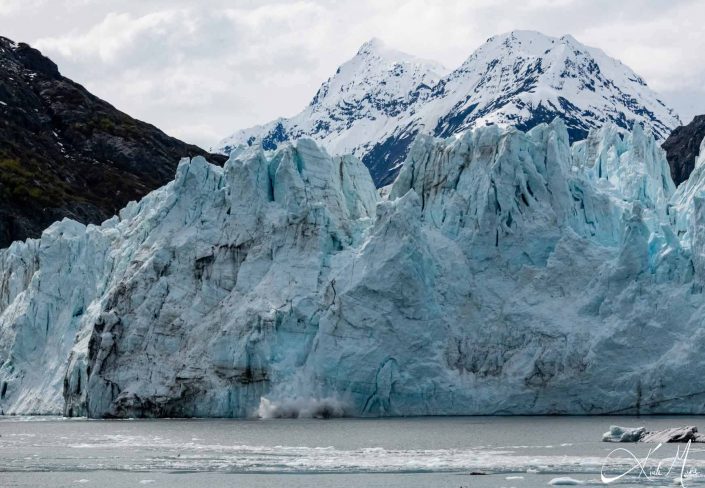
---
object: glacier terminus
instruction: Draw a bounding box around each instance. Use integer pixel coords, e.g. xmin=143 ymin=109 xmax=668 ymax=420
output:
xmin=1 ymin=117 xmax=705 ymax=418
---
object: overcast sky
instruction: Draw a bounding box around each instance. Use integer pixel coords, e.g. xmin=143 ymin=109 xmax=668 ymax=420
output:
xmin=2 ymin=0 xmax=703 ymax=149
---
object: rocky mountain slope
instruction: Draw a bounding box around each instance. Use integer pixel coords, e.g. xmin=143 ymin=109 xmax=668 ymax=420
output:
xmin=662 ymin=115 xmax=705 ymax=185
xmin=0 ymin=36 xmax=226 ymax=248
xmin=3 ymin=118 xmax=705 ymax=418
xmin=217 ymin=31 xmax=680 ymax=186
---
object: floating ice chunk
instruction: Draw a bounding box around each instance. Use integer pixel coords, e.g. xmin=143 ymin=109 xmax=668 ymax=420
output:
xmin=603 ymin=425 xmax=705 ymax=443
xmin=602 ymin=425 xmax=646 ymax=442
xmin=548 ymin=477 xmax=585 ymax=485
xmin=641 ymin=426 xmax=702 ymax=443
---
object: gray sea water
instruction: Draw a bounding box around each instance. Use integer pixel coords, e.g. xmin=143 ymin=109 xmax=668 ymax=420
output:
xmin=2 ymin=415 xmax=705 ymax=487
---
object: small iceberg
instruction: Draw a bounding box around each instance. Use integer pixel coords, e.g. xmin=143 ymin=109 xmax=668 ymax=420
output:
xmin=548 ymin=477 xmax=585 ymax=485
xmin=641 ymin=426 xmax=703 ymax=443
xmin=602 ymin=425 xmax=705 ymax=443
xmin=602 ymin=425 xmax=646 ymax=442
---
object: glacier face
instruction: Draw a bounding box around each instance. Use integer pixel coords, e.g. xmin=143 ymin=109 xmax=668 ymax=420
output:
xmin=1 ymin=120 xmax=705 ymax=418
xmin=217 ymin=31 xmax=681 ymax=186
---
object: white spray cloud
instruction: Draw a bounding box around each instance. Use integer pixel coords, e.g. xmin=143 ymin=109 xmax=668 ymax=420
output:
xmin=256 ymin=396 xmax=348 ymax=419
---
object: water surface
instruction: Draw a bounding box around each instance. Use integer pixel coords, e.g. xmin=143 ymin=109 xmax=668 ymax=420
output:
xmin=2 ymin=415 xmax=704 ymax=487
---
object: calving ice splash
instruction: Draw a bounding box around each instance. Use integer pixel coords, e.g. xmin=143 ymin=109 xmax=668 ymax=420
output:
xmin=257 ymin=396 xmax=347 ymax=419
xmin=2 ymin=118 xmax=705 ymax=418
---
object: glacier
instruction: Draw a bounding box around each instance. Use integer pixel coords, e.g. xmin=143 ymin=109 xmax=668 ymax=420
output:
xmin=1 ymin=118 xmax=705 ymax=418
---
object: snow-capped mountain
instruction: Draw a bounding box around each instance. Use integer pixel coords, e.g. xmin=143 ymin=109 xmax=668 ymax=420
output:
xmin=217 ymin=31 xmax=681 ymax=186
xmin=218 ymin=38 xmax=446 ymax=186
xmin=3 ymin=119 xmax=705 ymax=418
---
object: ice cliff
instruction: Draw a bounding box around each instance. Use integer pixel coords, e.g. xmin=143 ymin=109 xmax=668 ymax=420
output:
xmin=1 ymin=119 xmax=705 ymax=418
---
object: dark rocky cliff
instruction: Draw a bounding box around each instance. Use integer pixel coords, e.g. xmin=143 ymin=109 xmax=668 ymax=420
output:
xmin=0 ymin=36 xmax=226 ymax=247
xmin=662 ymin=115 xmax=705 ymax=186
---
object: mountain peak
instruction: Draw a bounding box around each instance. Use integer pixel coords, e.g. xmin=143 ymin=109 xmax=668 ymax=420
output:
xmin=275 ymin=37 xmax=445 ymax=132
xmin=0 ymin=36 xmax=19 ymax=51
xmin=357 ymin=37 xmax=387 ymax=55
xmin=472 ymin=31 xmax=584 ymax=59
xmin=352 ymin=38 xmax=445 ymax=72
xmin=487 ymin=30 xmax=558 ymax=45
xmin=1 ymin=36 xmax=60 ymax=78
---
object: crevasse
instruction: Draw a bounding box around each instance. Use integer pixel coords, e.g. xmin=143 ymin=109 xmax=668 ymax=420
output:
xmin=0 ymin=119 xmax=704 ymax=418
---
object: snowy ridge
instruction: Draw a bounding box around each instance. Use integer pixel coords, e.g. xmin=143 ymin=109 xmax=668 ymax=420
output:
xmin=218 ymin=37 xmax=446 ymax=184
xmin=1 ymin=120 xmax=704 ymax=417
xmin=216 ymin=31 xmax=680 ymax=186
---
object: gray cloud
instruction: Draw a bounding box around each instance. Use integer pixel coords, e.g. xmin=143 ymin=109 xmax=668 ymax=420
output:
xmin=3 ymin=0 xmax=703 ymax=148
